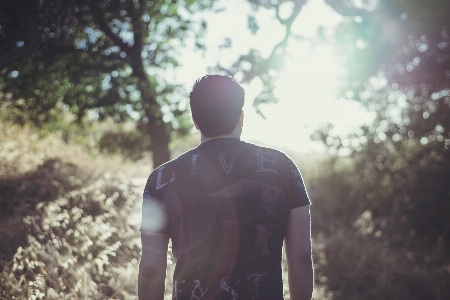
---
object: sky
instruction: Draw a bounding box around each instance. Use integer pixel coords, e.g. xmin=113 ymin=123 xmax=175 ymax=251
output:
xmin=172 ymin=0 xmax=375 ymax=153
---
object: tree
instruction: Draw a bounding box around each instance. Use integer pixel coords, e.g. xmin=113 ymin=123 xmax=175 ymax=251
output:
xmin=308 ymin=1 xmax=450 ymax=298
xmin=0 ymin=0 xmax=215 ymax=168
xmin=0 ymin=0 xmax=354 ymax=164
xmin=322 ymin=0 xmax=450 ymax=239
xmin=217 ymin=0 xmax=309 ymax=116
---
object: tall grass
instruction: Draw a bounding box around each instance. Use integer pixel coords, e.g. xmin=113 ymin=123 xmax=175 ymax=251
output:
xmin=0 ymin=122 xmax=148 ymax=299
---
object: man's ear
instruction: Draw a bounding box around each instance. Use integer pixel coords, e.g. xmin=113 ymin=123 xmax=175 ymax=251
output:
xmin=192 ymin=117 xmax=200 ymax=130
xmin=239 ymin=111 xmax=244 ymax=128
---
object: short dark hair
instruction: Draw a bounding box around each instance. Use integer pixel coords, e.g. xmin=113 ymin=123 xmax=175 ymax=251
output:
xmin=189 ymin=75 xmax=245 ymax=137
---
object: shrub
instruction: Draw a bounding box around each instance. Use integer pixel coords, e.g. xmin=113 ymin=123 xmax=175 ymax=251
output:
xmin=0 ymin=122 xmax=148 ymax=299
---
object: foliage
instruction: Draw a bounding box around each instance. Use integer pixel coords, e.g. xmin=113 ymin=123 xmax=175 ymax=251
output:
xmin=328 ymin=0 xmax=450 ymax=100
xmin=316 ymin=0 xmax=450 ymax=248
xmin=98 ymin=126 xmax=151 ymax=161
xmin=0 ymin=0 xmax=215 ymax=167
xmin=0 ymin=0 xmax=327 ymax=160
xmin=307 ymin=1 xmax=450 ymax=299
xmin=308 ymin=155 xmax=450 ymax=300
xmin=218 ymin=0 xmax=309 ymax=117
xmin=0 ymin=122 xmax=147 ymax=299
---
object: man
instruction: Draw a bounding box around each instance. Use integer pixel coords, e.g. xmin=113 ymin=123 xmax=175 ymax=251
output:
xmin=139 ymin=75 xmax=313 ymax=300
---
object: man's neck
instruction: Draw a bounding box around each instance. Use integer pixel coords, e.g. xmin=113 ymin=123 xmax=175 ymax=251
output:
xmin=200 ymin=126 xmax=241 ymax=144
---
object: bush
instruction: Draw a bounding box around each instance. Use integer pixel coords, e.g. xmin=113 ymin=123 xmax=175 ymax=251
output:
xmin=308 ymin=156 xmax=450 ymax=300
xmin=0 ymin=122 xmax=148 ymax=299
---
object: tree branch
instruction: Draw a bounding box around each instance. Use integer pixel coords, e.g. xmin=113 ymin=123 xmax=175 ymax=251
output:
xmin=90 ymin=7 xmax=132 ymax=55
xmin=325 ymin=0 xmax=370 ymax=18
xmin=269 ymin=1 xmax=304 ymax=62
xmin=275 ymin=0 xmax=307 ymax=26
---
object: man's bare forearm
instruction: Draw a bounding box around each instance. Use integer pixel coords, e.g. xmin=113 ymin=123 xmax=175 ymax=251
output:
xmin=138 ymin=232 xmax=169 ymax=300
xmin=285 ymin=206 xmax=313 ymax=300
xmin=138 ymin=264 xmax=166 ymax=300
xmin=288 ymin=252 xmax=314 ymax=300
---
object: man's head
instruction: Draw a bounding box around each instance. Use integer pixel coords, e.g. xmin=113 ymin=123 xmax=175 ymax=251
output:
xmin=189 ymin=75 xmax=245 ymax=137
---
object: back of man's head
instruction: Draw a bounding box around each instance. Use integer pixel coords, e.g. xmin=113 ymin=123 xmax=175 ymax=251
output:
xmin=190 ymin=75 xmax=245 ymax=137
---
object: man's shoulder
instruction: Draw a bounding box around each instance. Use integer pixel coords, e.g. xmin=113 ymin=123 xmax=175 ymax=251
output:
xmin=150 ymin=148 xmax=196 ymax=175
xmin=241 ymin=141 xmax=290 ymax=161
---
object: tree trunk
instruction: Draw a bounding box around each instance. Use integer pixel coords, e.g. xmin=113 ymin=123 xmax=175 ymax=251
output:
xmin=134 ymin=94 xmax=171 ymax=168
xmin=129 ymin=35 xmax=172 ymax=168
xmin=132 ymin=69 xmax=171 ymax=168
xmin=148 ymin=121 xmax=171 ymax=169
xmin=139 ymin=85 xmax=171 ymax=169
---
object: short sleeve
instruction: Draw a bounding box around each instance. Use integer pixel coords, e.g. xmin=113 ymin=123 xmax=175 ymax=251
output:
xmin=140 ymin=174 xmax=169 ymax=234
xmin=285 ymin=157 xmax=310 ymax=209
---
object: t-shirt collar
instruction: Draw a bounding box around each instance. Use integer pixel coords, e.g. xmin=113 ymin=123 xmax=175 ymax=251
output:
xmin=196 ymin=138 xmax=241 ymax=149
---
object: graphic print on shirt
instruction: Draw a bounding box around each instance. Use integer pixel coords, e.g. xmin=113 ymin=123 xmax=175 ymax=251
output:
xmin=156 ymin=165 xmax=175 ymax=190
xmin=246 ymin=272 xmax=268 ymax=299
xmin=173 ymin=280 xmax=185 ymax=300
xmin=190 ymin=154 xmax=199 ymax=177
xmin=256 ymin=149 xmax=278 ymax=174
xmin=209 ymin=178 xmax=281 ymax=257
xmin=189 ymin=280 xmax=208 ymax=300
xmin=288 ymin=159 xmax=305 ymax=188
xmin=218 ymin=151 xmax=240 ymax=174
xmin=162 ymin=191 xmax=187 ymax=261
xmin=219 ymin=277 xmax=239 ymax=300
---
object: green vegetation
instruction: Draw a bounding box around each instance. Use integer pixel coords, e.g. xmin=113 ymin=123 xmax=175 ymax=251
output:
xmin=0 ymin=0 xmax=216 ymax=168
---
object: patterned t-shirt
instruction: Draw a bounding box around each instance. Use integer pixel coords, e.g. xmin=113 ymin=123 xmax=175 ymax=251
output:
xmin=141 ymin=138 xmax=310 ymax=300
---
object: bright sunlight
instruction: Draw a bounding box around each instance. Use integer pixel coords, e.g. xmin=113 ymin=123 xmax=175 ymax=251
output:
xmin=176 ymin=0 xmax=375 ymax=153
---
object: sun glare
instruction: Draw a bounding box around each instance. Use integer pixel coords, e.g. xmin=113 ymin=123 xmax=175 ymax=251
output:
xmin=177 ymin=0 xmax=375 ymax=153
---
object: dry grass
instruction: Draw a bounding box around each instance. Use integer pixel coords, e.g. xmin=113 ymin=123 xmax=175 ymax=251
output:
xmin=0 ymin=122 xmax=149 ymax=299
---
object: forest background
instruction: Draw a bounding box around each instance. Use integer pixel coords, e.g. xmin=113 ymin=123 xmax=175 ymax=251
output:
xmin=0 ymin=0 xmax=449 ymax=299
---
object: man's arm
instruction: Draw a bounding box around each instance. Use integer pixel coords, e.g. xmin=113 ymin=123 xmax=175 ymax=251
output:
xmin=285 ymin=205 xmax=313 ymax=300
xmin=138 ymin=232 xmax=169 ymax=300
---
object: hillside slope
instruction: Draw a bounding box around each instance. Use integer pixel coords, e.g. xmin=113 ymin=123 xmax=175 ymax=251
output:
xmin=0 ymin=123 xmax=149 ymax=299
